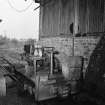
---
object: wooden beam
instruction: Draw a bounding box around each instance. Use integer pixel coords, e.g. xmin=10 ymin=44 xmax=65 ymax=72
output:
xmin=74 ymin=0 xmax=79 ymax=35
xmin=35 ymin=0 xmax=41 ymax=3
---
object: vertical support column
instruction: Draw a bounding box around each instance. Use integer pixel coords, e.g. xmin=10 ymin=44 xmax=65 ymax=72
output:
xmin=86 ymin=0 xmax=89 ymax=33
xmin=34 ymin=58 xmax=37 ymax=77
xmin=0 ymin=77 xmax=6 ymax=96
xmin=104 ymin=0 xmax=105 ymax=31
xmin=58 ymin=0 xmax=61 ymax=35
xmin=39 ymin=2 xmax=43 ymax=40
xmin=74 ymin=0 xmax=79 ymax=35
xmin=50 ymin=51 xmax=53 ymax=75
xmin=72 ymin=0 xmax=79 ymax=56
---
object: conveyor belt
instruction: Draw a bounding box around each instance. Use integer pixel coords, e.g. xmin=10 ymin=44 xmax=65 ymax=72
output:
xmin=0 ymin=57 xmax=35 ymax=88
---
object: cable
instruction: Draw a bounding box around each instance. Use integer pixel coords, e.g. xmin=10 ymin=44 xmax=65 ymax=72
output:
xmin=34 ymin=5 xmax=40 ymax=11
xmin=7 ymin=0 xmax=33 ymax=12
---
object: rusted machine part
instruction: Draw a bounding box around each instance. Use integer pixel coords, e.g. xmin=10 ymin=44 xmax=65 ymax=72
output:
xmin=14 ymin=44 xmax=84 ymax=101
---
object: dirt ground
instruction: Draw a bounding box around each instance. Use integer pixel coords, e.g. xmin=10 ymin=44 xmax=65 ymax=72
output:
xmin=0 ymin=86 xmax=35 ymax=105
xmin=0 ymin=83 xmax=77 ymax=105
xmin=0 ymin=85 xmax=98 ymax=105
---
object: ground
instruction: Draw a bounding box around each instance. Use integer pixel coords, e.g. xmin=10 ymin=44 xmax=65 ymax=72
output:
xmin=0 ymin=84 xmax=98 ymax=105
xmin=0 ymin=85 xmax=72 ymax=105
xmin=0 ymin=85 xmax=35 ymax=105
xmin=0 ymin=82 xmax=75 ymax=105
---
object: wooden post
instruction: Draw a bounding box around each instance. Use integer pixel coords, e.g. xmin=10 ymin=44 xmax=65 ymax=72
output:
xmin=104 ymin=0 xmax=105 ymax=31
xmin=86 ymin=0 xmax=89 ymax=33
xmin=50 ymin=52 xmax=53 ymax=75
xmin=0 ymin=77 xmax=6 ymax=96
xmin=39 ymin=3 xmax=43 ymax=40
xmin=74 ymin=0 xmax=79 ymax=35
xmin=72 ymin=0 xmax=79 ymax=56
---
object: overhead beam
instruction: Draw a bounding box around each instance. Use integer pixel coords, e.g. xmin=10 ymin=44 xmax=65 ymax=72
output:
xmin=35 ymin=0 xmax=41 ymax=3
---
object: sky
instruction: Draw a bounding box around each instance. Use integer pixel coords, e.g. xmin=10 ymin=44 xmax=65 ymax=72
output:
xmin=0 ymin=0 xmax=39 ymax=40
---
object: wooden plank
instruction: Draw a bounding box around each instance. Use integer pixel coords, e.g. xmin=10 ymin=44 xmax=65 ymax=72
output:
xmin=87 ymin=0 xmax=104 ymax=33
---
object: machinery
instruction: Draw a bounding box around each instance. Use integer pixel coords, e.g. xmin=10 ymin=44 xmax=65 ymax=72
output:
xmin=22 ymin=44 xmax=69 ymax=101
xmin=1 ymin=34 xmax=105 ymax=104
xmin=0 ymin=42 xmax=83 ymax=101
xmin=21 ymin=43 xmax=83 ymax=101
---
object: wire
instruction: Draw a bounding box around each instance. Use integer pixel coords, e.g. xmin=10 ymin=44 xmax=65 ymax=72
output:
xmin=7 ymin=0 xmax=33 ymax=12
xmin=34 ymin=5 xmax=40 ymax=11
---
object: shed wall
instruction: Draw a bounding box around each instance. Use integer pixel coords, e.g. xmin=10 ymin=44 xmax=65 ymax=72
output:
xmin=38 ymin=0 xmax=105 ymax=76
xmin=39 ymin=0 xmax=75 ymax=37
xmin=39 ymin=0 xmax=105 ymax=37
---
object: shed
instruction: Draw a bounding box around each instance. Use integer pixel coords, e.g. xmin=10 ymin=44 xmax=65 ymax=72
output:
xmin=35 ymin=0 xmax=105 ymax=75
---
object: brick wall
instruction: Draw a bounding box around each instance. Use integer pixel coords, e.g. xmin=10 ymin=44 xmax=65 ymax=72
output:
xmin=39 ymin=36 xmax=99 ymax=75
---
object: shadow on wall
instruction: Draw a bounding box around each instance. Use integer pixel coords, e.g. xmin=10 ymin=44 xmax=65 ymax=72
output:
xmin=84 ymin=34 xmax=105 ymax=100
